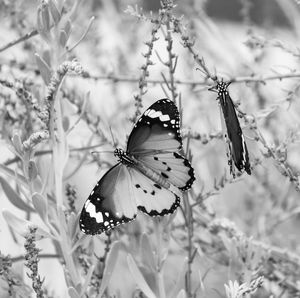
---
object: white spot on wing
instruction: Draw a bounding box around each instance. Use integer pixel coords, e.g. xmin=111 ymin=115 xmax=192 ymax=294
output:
xmin=160 ymin=114 xmax=170 ymax=121
xmin=84 ymin=201 xmax=105 ymax=223
xmin=148 ymin=110 xmax=162 ymax=118
xmin=94 ymin=212 xmax=104 ymax=223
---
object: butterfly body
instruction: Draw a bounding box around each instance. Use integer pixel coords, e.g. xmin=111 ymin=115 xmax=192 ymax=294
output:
xmin=80 ymin=99 xmax=195 ymax=235
xmin=114 ymin=148 xmax=172 ymax=191
xmin=216 ymin=81 xmax=251 ymax=176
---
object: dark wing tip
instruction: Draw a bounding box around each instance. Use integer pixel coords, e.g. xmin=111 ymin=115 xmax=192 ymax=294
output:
xmin=245 ymin=163 xmax=251 ymax=175
xmin=79 ymin=197 xmax=136 ymax=235
xmin=79 ymin=213 xmax=136 ymax=235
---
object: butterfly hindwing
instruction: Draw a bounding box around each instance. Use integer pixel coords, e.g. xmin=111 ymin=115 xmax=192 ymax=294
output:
xmin=127 ymin=98 xmax=195 ymax=190
xmin=79 ymin=164 xmax=137 ymax=235
xmin=127 ymin=167 xmax=181 ymax=216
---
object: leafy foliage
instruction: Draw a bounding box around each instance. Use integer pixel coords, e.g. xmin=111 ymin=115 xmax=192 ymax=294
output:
xmin=0 ymin=0 xmax=300 ymax=297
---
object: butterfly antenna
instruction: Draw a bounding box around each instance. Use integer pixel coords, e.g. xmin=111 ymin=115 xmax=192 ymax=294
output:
xmin=91 ymin=150 xmax=114 ymax=155
xmin=109 ymin=126 xmax=118 ymax=148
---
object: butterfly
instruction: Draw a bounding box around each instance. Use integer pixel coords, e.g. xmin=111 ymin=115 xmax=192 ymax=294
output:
xmin=213 ymin=81 xmax=251 ymax=177
xmin=79 ymin=99 xmax=195 ymax=235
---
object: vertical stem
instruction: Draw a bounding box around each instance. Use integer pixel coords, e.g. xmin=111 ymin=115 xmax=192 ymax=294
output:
xmin=155 ymin=220 xmax=166 ymax=298
xmin=182 ymin=193 xmax=193 ymax=298
xmin=165 ymin=13 xmax=178 ymax=103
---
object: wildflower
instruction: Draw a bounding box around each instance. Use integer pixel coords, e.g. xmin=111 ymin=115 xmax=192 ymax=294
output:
xmin=24 ymin=227 xmax=44 ymax=298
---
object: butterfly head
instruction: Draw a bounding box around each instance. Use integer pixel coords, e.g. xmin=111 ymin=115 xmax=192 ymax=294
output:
xmin=114 ymin=148 xmax=135 ymax=166
xmin=216 ymin=81 xmax=231 ymax=96
xmin=209 ymin=80 xmax=231 ymax=97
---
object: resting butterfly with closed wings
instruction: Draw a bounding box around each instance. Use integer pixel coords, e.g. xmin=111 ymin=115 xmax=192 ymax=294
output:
xmin=79 ymin=99 xmax=195 ymax=235
xmin=213 ymin=81 xmax=251 ymax=177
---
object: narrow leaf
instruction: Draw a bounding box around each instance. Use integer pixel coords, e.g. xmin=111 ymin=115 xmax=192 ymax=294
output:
xmin=0 ymin=164 xmax=27 ymax=187
xmin=42 ymin=50 xmax=51 ymax=67
xmin=12 ymin=133 xmax=23 ymax=156
xmin=59 ymin=30 xmax=68 ymax=47
xmin=28 ymin=160 xmax=38 ymax=181
xmin=48 ymin=0 xmax=61 ymax=24
xmin=80 ymin=265 xmax=95 ymax=296
xmin=32 ymin=193 xmax=48 ymax=223
xmin=63 ymin=19 xmax=72 ymax=37
xmin=176 ymin=289 xmax=187 ymax=298
xmin=41 ymin=2 xmax=50 ymax=31
xmin=127 ymin=254 xmax=156 ymax=298
xmin=35 ymin=53 xmax=51 ymax=84
xmin=2 ymin=210 xmax=51 ymax=240
xmin=168 ymin=258 xmax=188 ymax=298
xmin=32 ymin=175 xmax=43 ymax=193
xmin=68 ymin=212 xmax=79 ymax=242
xmin=68 ymin=287 xmax=80 ymax=298
xmin=0 ymin=177 xmax=34 ymax=212
xmin=98 ymin=241 xmax=124 ymax=297
xmin=141 ymin=233 xmax=156 ymax=272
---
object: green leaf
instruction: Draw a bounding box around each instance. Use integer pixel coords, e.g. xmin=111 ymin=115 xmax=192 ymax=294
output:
xmin=42 ymin=50 xmax=51 ymax=67
xmin=176 ymin=289 xmax=187 ymax=298
xmin=37 ymin=3 xmax=51 ymax=42
xmin=69 ymin=0 xmax=83 ymax=22
xmin=68 ymin=287 xmax=80 ymax=298
xmin=0 ymin=176 xmax=34 ymax=212
xmin=59 ymin=19 xmax=72 ymax=48
xmin=63 ymin=19 xmax=72 ymax=37
xmin=28 ymin=160 xmax=38 ymax=181
xmin=12 ymin=132 xmax=23 ymax=157
xmin=141 ymin=233 xmax=156 ymax=272
xmin=41 ymin=2 xmax=50 ymax=31
xmin=32 ymin=175 xmax=43 ymax=193
xmin=168 ymin=258 xmax=188 ymax=298
xmin=48 ymin=0 xmax=61 ymax=24
xmin=2 ymin=210 xmax=51 ymax=240
xmin=127 ymin=254 xmax=156 ymax=298
xmin=98 ymin=241 xmax=124 ymax=297
xmin=59 ymin=30 xmax=68 ymax=47
xmin=32 ymin=193 xmax=48 ymax=223
xmin=35 ymin=53 xmax=51 ymax=85
xmin=79 ymin=265 xmax=95 ymax=297
xmin=0 ymin=164 xmax=27 ymax=188
xmin=68 ymin=212 xmax=79 ymax=242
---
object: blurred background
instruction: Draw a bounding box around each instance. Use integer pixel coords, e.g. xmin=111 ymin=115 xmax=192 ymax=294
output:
xmin=1 ymin=0 xmax=300 ymax=297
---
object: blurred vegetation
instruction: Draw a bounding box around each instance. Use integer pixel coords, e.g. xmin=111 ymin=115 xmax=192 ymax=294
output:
xmin=0 ymin=0 xmax=300 ymax=297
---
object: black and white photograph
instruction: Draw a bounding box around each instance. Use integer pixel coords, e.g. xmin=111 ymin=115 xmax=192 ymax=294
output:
xmin=0 ymin=0 xmax=300 ymax=297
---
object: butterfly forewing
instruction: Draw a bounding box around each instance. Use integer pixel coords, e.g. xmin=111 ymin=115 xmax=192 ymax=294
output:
xmin=79 ymin=164 xmax=137 ymax=235
xmin=127 ymin=99 xmax=195 ymax=190
xmin=127 ymin=99 xmax=182 ymax=154
xmin=218 ymin=82 xmax=251 ymax=175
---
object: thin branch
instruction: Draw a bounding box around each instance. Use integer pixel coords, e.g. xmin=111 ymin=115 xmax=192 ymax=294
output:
xmin=11 ymin=254 xmax=61 ymax=263
xmin=80 ymin=72 xmax=207 ymax=86
xmin=64 ymin=16 xmax=95 ymax=55
xmin=230 ymin=72 xmax=300 ymax=84
xmin=0 ymin=29 xmax=39 ymax=53
xmin=4 ymin=143 xmax=105 ymax=166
